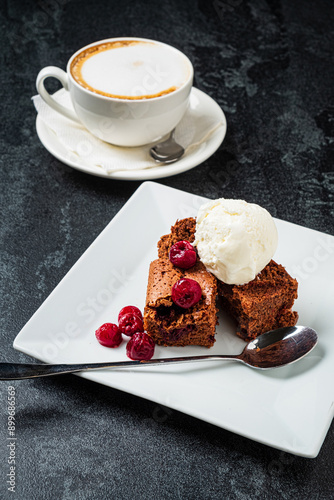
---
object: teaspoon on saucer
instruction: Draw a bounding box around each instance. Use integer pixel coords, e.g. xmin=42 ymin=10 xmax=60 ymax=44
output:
xmin=150 ymin=129 xmax=185 ymax=163
xmin=0 ymin=326 xmax=317 ymax=380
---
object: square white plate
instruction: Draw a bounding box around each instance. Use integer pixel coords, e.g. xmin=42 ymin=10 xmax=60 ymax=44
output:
xmin=14 ymin=182 xmax=334 ymax=457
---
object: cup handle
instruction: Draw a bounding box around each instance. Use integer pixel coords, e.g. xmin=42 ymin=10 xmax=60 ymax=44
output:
xmin=36 ymin=66 xmax=80 ymax=123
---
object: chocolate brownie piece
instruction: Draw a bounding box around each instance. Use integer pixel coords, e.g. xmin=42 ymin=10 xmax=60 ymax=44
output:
xmin=218 ymin=260 xmax=298 ymax=341
xmin=144 ymin=218 xmax=218 ymax=348
xmin=158 ymin=217 xmax=196 ymax=258
xmin=144 ymin=258 xmax=218 ymax=347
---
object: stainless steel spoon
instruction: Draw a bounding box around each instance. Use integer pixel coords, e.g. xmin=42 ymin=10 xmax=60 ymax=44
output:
xmin=150 ymin=129 xmax=185 ymax=163
xmin=0 ymin=326 xmax=317 ymax=380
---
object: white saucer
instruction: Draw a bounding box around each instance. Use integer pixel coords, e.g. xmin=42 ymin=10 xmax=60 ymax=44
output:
xmin=36 ymin=88 xmax=227 ymax=180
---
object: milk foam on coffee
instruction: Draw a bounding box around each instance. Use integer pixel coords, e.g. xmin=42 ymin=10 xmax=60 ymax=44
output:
xmin=71 ymin=41 xmax=191 ymax=99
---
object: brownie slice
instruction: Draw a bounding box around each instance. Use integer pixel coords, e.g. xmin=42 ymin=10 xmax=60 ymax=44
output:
xmin=144 ymin=218 xmax=218 ymax=347
xmin=158 ymin=217 xmax=197 ymax=258
xmin=218 ymin=260 xmax=298 ymax=341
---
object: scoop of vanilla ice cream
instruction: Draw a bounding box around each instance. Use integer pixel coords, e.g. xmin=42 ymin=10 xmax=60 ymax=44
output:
xmin=194 ymin=198 xmax=278 ymax=285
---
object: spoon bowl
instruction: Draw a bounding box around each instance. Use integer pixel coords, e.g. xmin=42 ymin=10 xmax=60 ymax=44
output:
xmin=240 ymin=325 xmax=318 ymax=369
xmin=0 ymin=326 xmax=318 ymax=380
xmin=150 ymin=129 xmax=185 ymax=163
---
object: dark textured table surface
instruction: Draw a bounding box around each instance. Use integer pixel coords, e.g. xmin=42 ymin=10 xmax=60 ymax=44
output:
xmin=1 ymin=0 xmax=334 ymax=498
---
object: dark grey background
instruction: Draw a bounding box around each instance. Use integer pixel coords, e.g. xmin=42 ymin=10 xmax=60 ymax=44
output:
xmin=1 ymin=0 xmax=334 ymax=498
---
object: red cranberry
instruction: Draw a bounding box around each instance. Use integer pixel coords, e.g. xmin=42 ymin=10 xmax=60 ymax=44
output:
xmin=95 ymin=323 xmax=122 ymax=348
xmin=118 ymin=305 xmax=143 ymax=323
xmin=119 ymin=312 xmax=144 ymax=337
xmin=126 ymin=332 xmax=155 ymax=360
xmin=169 ymin=240 xmax=197 ymax=269
xmin=171 ymin=278 xmax=202 ymax=309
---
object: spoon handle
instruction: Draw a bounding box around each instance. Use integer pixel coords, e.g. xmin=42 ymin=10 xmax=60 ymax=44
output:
xmin=0 ymin=355 xmax=240 ymax=380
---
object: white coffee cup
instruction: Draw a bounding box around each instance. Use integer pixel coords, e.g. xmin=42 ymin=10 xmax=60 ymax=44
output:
xmin=36 ymin=37 xmax=194 ymax=147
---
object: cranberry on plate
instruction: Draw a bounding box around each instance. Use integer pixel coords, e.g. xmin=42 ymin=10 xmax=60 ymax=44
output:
xmin=95 ymin=323 xmax=122 ymax=348
xmin=118 ymin=305 xmax=143 ymax=323
xmin=119 ymin=312 xmax=144 ymax=337
xmin=169 ymin=240 xmax=197 ymax=269
xmin=171 ymin=278 xmax=202 ymax=309
xmin=126 ymin=332 xmax=155 ymax=361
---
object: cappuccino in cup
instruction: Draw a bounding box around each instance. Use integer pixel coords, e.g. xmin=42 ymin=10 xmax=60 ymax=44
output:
xmin=36 ymin=37 xmax=193 ymax=147
xmin=70 ymin=40 xmax=191 ymax=100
